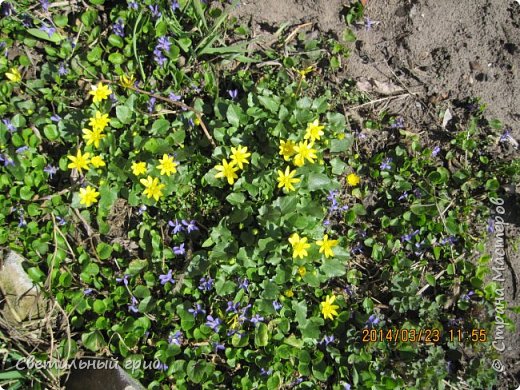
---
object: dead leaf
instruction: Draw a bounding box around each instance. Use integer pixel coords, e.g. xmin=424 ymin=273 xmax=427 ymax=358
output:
xmin=356 ymin=78 xmax=404 ymax=96
xmin=442 ymin=108 xmax=453 ymax=129
xmin=361 ymin=0 xmax=368 ymax=5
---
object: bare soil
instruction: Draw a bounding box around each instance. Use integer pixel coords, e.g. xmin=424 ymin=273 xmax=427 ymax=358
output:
xmin=230 ymin=0 xmax=520 ymax=388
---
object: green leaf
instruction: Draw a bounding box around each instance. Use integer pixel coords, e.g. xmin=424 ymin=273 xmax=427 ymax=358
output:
xmin=43 ymin=124 xmax=59 ymax=140
xmin=99 ymin=185 xmax=118 ymax=210
xmin=320 ymin=259 xmax=346 ymax=277
xmin=108 ymin=34 xmax=124 ymax=48
xmin=116 ymin=106 xmax=132 ymax=124
xmin=292 ymin=300 xmax=307 ymax=326
xmin=108 ymin=52 xmax=125 ymax=65
xmin=227 ymin=104 xmax=244 ymax=127
xmin=27 ymin=28 xmax=64 ymax=43
xmin=81 ymin=331 xmax=105 ymax=352
xmin=226 ymin=192 xmax=246 ymax=206
xmin=258 ymin=95 xmax=279 ymax=114
xmin=307 ymin=173 xmax=335 ymax=191
xmin=254 ymin=322 xmax=269 ymax=347
xmin=96 ymin=242 xmax=113 ymax=260
xmin=152 ymin=119 xmax=170 ymax=136
xmin=330 ymin=137 xmax=353 ymax=153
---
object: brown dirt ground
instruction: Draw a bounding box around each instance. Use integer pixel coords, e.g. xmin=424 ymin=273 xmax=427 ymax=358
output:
xmin=230 ymin=0 xmax=520 ymax=388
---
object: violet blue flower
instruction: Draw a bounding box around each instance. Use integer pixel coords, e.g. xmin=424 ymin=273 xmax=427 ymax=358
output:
xmin=364 ymin=17 xmax=375 ymax=31
xmin=432 ymin=146 xmax=441 ymax=157
xmin=228 ymin=89 xmax=238 ymax=100
xmin=169 ymin=92 xmax=181 ymax=101
xmin=129 ymin=1 xmax=138 ymax=10
xmin=171 ymin=1 xmax=180 ymax=11
xmin=320 ymin=335 xmax=335 ymax=346
xmin=16 ymin=146 xmax=28 ymax=154
xmin=273 ymin=301 xmax=282 ymax=311
xmin=3 ymin=156 xmax=14 ymax=167
xmin=198 ymin=276 xmax=214 ymax=292
xmin=2 ymin=119 xmax=16 ymax=133
xmin=40 ymin=25 xmax=56 ymax=38
xmin=168 ymin=219 xmax=184 ymax=234
xmin=18 ymin=215 xmax=27 ymax=227
xmin=173 ymin=243 xmax=185 ymax=255
xmin=212 ymin=342 xmax=225 ymax=352
xmin=188 ymin=303 xmax=206 ymax=317
xmin=40 ymin=0 xmax=49 ymax=11
xmin=366 ymin=314 xmax=380 ymax=327
xmin=116 ymin=274 xmax=130 ymax=286
xmin=83 ymin=288 xmax=93 ymax=295
xmin=250 ymin=314 xmax=264 ymax=325
xmin=156 ymin=363 xmax=168 ymax=371
xmin=128 ymin=296 xmax=139 ymax=313
xmin=226 ymin=301 xmax=240 ymax=313
xmin=182 ymin=219 xmax=198 ymax=233
xmin=58 ymin=63 xmax=68 ymax=76
xmin=461 ymin=291 xmax=475 ymax=301
xmin=397 ymin=191 xmax=408 ymax=201
xmin=157 ymin=36 xmax=171 ymax=52
xmin=56 ymin=216 xmax=66 ymax=226
xmin=168 ymin=330 xmax=183 ymax=345
xmin=401 ymin=229 xmax=419 ymax=243
xmin=238 ymin=277 xmax=249 ymax=292
xmin=149 ymin=4 xmax=162 ymax=19
xmin=50 ymin=114 xmax=62 ymax=122
xmin=487 ymin=218 xmax=494 ymax=233
xmin=113 ymin=19 xmax=125 ymax=37
xmin=205 ymin=315 xmax=222 ymax=332
xmin=260 ymin=368 xmax=273 ymax=376
xmin=380 ymin=157 xmax=392 ymax=170
xmin=391 ymin=117 xmax=404 ymax=129
xmin=147 ymin=97 xmax=156 ymax=113
xmin=159 ymin=269 xmax=175 ymax=285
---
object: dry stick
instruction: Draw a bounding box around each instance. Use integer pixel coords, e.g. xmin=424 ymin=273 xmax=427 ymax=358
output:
xmin=98 ymin=78 xmax=216 ymax=148
xmin=348 ymin=93 xmax=416 ymax=110
xmin=284 ymin=22 xmax=313 ymax=45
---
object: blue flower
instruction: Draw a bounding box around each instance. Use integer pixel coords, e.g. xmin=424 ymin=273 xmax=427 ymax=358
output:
xmin=40 ymin=24 xmax=56 ymax=38
xmin=128 ymin=296 xmax=139 ymax=313
xmin=173 ymin=243 xmax=185 ymax=255
xmin=198 ymin=276 xmax=214 ymax=292
xmin=159 ymin=269 xmax=175 ymax=285
xmin=205 ymin=315 xmax=222 ymax=332
xmin=364 ymin=17 xmax=375 ymax=31
xmin=487 ymin=218 xmax=494 ymax=233
xmin=432 ymin=146 xmax=441 ymax=157
xmin=83 ymin=288 xmax=93 ymax=295
xmin=390 ymin=117 xmax=404 ymax=129
xmin=272 ymin=301 xmax=282 ymax=311
xmin=50 ymin=114 xmax=62 ymax=122
xmin=397 ymin=191 xmax=408 ymax=201
xmin=238 ymin=277 xmax=249 ymax=292
xmin=212 ymin=342 xmax=225 ymax=352
xmin=226 ymin=301 xmax=240 ymax=313
xmin=168 ymin=219 xmax=184 ymax=234
xmin=128 ymin=1 xmax=138 ymax=10
xmin=228 ymin=89 xmax=238 ymax=100
xmin=169 ymin=92 xmax=181 ymax=101
xmin=149 ymin=4 xmax=162 ymax=19
xmin=16 ymin=145 xmax=28 ymax=154
xmin=157 ymin=36 xmax=172 ymax=52
xmin=18 ymin=214 xmax=27 ymax=227
xmin=461 ymin=291 xmax=474 ymax=301
xmin=156 ymin=363 xmax=168 ymax=371
xmin=56 ymin=216 xmax=66 ymax=226
xmin=188 ymin=303 xmax=206 ymax=317
xmin=113 ymin=19 xmax=125 ymax=37
xmin=320 ymin=335 xmax=335 ymax=346
xmin=44 ymin=164 xmax=57 ymax=179
xmin=137 ymin=205 xmax=147 ymax=215
xmin=2 ymin=118 xmax=16 ymax=133
xmin=171 ymin=1 xmax=180 ymax=11
xmin=250 ymin=314 xmax=264 ymax=325
xmin=168 ymin=330 xmax=183 ymax=345
xmin=147 ymin=97 xmax=156 ymax=113
xmin=260 ymin=368 xmax=273 ymax=376
xmin=116 ymin=274 xmax=130 ymax=286
xmin=380 ymin=157 xmax=392 ymax=170
xmin=154 ymin=49 xmax=167 ymax=66
xmin=401 ymin=229 xmax=419 ymax=243
xmin=366 ymin=314 xmax=380 ymax=327
xmin=3 ymin=155 xmax=14 ymax=167
xmin=58 ymin=63 xmax=68 ymax=76
xmin=40 ymin=0 xmax=49 ymax=11
xmin=182 ymin=219 xmax=198 ymax=233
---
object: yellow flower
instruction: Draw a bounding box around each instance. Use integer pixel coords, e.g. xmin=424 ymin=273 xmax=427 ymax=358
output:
xmin=5 ymin=67 xmax=22 ymax=83
xmin=293 ymin=140 xmax=317 ymax=167
xmin=321 ymin=294 xmax=339 ymax=320
xmin=298 ymin=266 xmax=307 ymax=277
xmin=194 ymin=118 xmax=201 ymax=126
xmin=67 ymin=150 xmax=90 ymax=174
xmin=140 ymin=176 xmax=165 ymax=201
xmin=284 ymin=289 xmax=294 ymax=298
xmin=230 ymin=146 xmax=251 ymax=170
xmin=82 ymin=128 xmax=106 ymax=148
xmin=119 ymin=74 xmax=135 ymax=88
xmin=297 ymin=66 xmax=314 ymax=79
xmin=279 ymin=140 xmax=296 ymax=161
xmin=277 ymin=166 xmax=300 ymax=192
xmin=288 ymin=233 xmax=311 ymax=259
xmin=131 ymin=161 xmax=147 ymax=176
xmin=157 ymin=154 xmax=178 ymax=176
xmin=214 ymin=159 xmax=239 ymax=185
xmin=78 ymin=185 xmax=100 ymax=207
xmin=90 ymin=155 xmax=106 ymax=168
xmin=88 ymin=111 xmax=110 ymax=131
xmin=89 ymin=82 xmax=112 ymax=103
xmin=316 ymin=234 xmax=338 ymax=258
xmin=304 ymin=119 xmax=325 ymax=142
xmin=347 ymin=173 xmax=360 ymax=186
